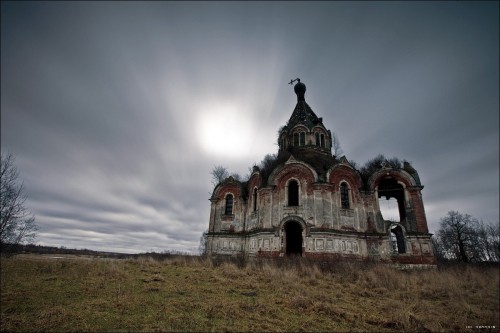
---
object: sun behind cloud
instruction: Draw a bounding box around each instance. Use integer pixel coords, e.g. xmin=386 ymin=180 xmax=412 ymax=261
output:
xmin=196 ymin=102 xmax=255 ymax=159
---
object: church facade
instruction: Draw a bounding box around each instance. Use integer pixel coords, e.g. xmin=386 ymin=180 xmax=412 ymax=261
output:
xmin=206 ymin=80 xmax=436 ymax=266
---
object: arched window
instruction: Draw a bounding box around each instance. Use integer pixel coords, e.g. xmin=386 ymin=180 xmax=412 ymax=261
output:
xmin=253 ymin=188 xmax=258 ymax=212
xmin=340 ymin=182 xmax=350 ymax=209
xmin=280 ymin=136 xmax=287 ymax=149
xmin=225 ymin=194 xmax=234 ymax=215
xmin=320 ymin=134 xmax=325 ymax=148
xmin=315 ymin=132 xmax=320 ymax=146
xmin=299 ymin=132 xmax=305 ymax=146
xmin=293 ymin=133 xmax=299 ymax=146
xmin=288 ymin=180 xmax=299 ymax=206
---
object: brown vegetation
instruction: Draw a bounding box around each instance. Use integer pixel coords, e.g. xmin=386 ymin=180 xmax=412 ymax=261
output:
xmin=1 ymin=254 xmax=499 ymax=332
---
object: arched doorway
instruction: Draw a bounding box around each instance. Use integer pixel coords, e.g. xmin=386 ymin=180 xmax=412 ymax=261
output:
xmin=390 ymin=224 xmax=406 ymax=254
xmin=285 ymin=221 xmax=303 ymax=256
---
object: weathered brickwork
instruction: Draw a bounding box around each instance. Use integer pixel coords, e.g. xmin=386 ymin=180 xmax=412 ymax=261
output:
xmin=207 ymin=80 xmax=436 ymax=266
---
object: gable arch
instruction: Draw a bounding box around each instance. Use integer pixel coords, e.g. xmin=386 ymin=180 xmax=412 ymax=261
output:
xmin=290 ymin=124 xmax=309 ymax=134
xmin=211 ymin=178 xmax=244 ymax=201
xmin=327 ymin=164 xmax=363 ymax=188
xmin=327 ymin=164 xmax=363 ymax=206
xmin=312 ymin=125 xmax=328 ymax=135
xmin=247 ymin=171 xmax=262 ymax=190
xmin=368 ymin=169 xmax=417 ymax=191
xmin=268 ymin=159 xmax=318 ymax=187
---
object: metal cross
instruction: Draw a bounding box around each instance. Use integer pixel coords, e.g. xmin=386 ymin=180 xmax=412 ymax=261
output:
xmin=288 ymin=78 xmax=300 ymax=85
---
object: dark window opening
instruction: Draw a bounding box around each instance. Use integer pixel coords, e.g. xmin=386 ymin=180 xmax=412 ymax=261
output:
xmin=300 ymin=132 xmax=305 ymax=146
xmin=288 ymin=180 xmax=299 ymax=206
xmin=390 ymin=225 xmax=406 ymax=254
xmin=340 ymin=182 xmax=350 ymax=209
xmin=285 ymin=221 xmax=303 ymax=256
xmin=293 ymin=133 xmax=299 ymax=146
xmin=253 ymin=188 xmax=257 ymax=212
xmin=320 ymin=134 xmax=325 ymax=148
xmin=315 ymin=132 xmax=320 ymax=146
xmin=225 ymin=194 xmax=233 ymax=215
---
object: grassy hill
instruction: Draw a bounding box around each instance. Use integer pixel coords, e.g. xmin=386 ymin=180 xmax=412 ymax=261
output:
xmin=1 ymin=254 xmax=498 ymax=332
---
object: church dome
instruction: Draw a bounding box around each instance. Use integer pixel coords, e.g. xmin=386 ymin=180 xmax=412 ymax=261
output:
xmin=278 ymin=79 xmax=333 ymax=157
xmin=294 ymin=81 xmax=306 ymax=101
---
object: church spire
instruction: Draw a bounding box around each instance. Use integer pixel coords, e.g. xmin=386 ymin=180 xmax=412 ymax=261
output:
xmin=278 ymin=79 xmax=333 ymax=156
xmin=286 ymin=79 xmax=320 ymax=129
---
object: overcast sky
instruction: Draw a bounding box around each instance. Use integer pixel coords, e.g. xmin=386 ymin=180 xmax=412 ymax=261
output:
xmin=2 ymin=1 xmax=498 ymax=254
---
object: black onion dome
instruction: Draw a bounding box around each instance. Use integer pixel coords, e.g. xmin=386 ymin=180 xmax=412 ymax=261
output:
xmin=294 ymin=81 xmax=306 ymax=101
xmin=286 ymin=81 xmax=321 ymax=130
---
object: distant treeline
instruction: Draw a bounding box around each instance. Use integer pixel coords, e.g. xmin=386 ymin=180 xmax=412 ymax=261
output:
xmin=1 ymin=243 xmax=196 ymax=260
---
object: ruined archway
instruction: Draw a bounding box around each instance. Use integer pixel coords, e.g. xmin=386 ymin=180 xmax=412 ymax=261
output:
xmin=377 ymin=177 xmax=406 ymax=223
xmin=284 ymin=221 xmax=303 ymax=256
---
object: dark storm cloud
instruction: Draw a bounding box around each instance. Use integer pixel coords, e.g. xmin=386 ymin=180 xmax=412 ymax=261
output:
xmin=1 ymin=2 xmax=498 ymax=252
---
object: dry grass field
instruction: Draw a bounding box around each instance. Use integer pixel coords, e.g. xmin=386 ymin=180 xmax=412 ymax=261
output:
xmin=1 ymin=254 xmax=499 ymax=332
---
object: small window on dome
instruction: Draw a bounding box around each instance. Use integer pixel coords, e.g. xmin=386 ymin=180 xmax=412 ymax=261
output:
xmin=315 ymin=132 xmax=320 ymax=146
xmin=293 ymin=133 xmax=299 ymax=146
xmin=300 ymin=132 xmax=305 ymax=146
xmin=320 ymin=134 xmax=325 ymax=148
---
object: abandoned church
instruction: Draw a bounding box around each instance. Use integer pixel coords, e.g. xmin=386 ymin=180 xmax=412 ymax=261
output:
xmin=206 ymin=79 xmax=436 ymax=266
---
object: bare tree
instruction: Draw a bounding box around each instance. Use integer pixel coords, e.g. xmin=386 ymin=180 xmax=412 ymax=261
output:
xmin=434 ymin=211 xmax=499 ymax=263
xmin=332 ymin=132 xmax=343 ymax=157
xmin=474 ymin=220 xmax=492 ymax=262
xmin=1 ymin=153 xmax=37 ymax=252
xmin=230 ymin=173 xmax=242 ymax=181
xmin=487 ymin=222 xmax=500 ymax=262
xmin=259 ymin=154 xmax=277 ymax=172
xmin=477 ymin=221 xmax=500 ymax=262
xmin=348 ymin=160 xmax=358 ymax=169
xmin=436 ymin=211 xmax=479 ymax=262
xmin=431 ymin=235 xmax=447 ymax=263
xmin=198 ymin=229 xmax=208 ymax=256
xmin=210 ymin=165 xmax=229 ymax=187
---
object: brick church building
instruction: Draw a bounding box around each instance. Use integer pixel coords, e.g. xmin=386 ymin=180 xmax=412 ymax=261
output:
xmin=206 ymin=79 xmax=436 ymax=265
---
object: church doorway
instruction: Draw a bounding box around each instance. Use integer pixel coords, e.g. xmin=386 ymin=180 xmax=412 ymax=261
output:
xmin=285 ymin=221 xmax=303 ymax=256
